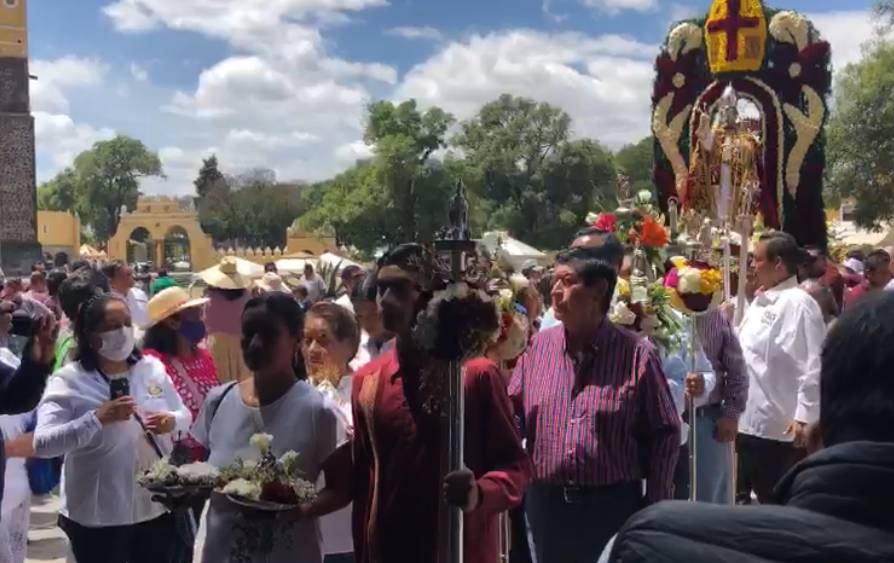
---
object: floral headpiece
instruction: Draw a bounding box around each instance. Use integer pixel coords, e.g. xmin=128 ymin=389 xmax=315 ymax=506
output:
xmin=663 ymin=256 xmax=723 ymax=315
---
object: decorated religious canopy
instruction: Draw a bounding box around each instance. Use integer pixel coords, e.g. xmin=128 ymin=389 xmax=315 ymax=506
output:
xmin=652 ymin=0 xmax=831 ymax=247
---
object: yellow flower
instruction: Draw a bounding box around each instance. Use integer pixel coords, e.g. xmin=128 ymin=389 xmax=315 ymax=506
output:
xmin=699 ymin=269 xmax=723 ymax=296
xmin=617 ymin=278 xmax=631 ymax=299
xmin=670 ymin=256 xmax=687 ymax=269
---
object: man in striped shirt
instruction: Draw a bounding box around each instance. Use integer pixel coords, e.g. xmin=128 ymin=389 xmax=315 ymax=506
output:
xmin=690 ymin=308 xmax=748 ymax=504
xmin=509 ymin=247 xmax=680 ymax=563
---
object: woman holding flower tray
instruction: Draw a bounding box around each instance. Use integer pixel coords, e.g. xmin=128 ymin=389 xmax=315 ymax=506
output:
xmin=191 ymin=293 xmax=349 ymax=563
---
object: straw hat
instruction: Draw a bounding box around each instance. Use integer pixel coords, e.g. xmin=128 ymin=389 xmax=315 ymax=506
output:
xmin=256 ymin=272 xmax=291 ymax=293
xmin=199 ymin=257 xmax=251 ymax=290
xmin=148 ymin=286 xmax=210 ymax=327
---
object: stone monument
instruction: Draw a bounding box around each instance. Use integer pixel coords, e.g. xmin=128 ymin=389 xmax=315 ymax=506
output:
xmin=0 ymin=0 xmax=41 ymax=275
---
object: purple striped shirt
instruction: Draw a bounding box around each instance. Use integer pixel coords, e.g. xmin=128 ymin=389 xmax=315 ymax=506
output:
xmin=508 ymin=320 xmax=680 ymax=502
xmin=694 ymin=309 xmax=748 ymax=420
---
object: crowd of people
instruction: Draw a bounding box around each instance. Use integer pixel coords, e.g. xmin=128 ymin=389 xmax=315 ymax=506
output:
xmin=0 ymin=232 xmax=892 ymax=563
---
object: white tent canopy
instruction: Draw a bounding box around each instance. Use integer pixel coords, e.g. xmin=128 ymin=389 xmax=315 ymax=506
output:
xmin=275 ymin=252 xmax=362 ymax=275
xmin=480 ymin=231 xmax=547 ymax=272
xmin=831 ymin=221 xmax=894 ymax=248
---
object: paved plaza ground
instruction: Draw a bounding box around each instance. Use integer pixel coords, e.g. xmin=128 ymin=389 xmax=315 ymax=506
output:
xmin=24 ymin=495 xmax=206 ymax=563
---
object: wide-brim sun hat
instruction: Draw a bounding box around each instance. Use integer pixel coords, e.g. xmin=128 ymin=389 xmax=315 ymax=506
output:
xmin=255 ymin=272 xmax=291 ymax=293
xmin=148 ymin=286 xmax=210 ymax=327
xmin=199 ymin=257 xmax=251 ymax=290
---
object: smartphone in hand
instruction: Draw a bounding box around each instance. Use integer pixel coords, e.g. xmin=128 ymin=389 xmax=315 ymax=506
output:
xmin=109 ymin=378 xmax=130 ymax=400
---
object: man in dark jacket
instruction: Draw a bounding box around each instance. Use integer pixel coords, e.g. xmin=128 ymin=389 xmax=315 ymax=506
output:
xmin=0 ymin=301 xmax=57 ymax=517
xmin=606 ymin=291 xmax=894 ymax=562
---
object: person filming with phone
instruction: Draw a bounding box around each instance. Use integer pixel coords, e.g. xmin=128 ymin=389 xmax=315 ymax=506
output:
xmin=1 ymin=294 xmax=57 ymax=523
xmin=32 ymin=294 xmax=191 ymax=562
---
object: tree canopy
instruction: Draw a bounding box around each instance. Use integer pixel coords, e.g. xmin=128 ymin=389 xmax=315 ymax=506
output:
xmin=453 ymin=95 xmax=615 ymax=248
xmin=826 ymin=39 xmax=894 ymax=229
xmin=37 ymin=135 xmax=163 ymax=242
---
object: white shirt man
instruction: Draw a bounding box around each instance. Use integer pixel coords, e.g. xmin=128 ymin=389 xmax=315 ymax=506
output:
xmin=103 ymin=261 xmax=150 ymax=329
xmin=736 ymin=233 xmax=825 ymax=503
xmin=303 ymin=266 xmax=327 ymax=303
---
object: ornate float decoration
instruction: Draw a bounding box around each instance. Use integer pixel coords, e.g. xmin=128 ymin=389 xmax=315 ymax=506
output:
xmin=652 ymin=0 xmax=831 ymax=247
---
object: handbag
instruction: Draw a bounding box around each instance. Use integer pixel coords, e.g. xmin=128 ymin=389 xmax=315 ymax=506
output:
xmin=24 ymin=415 xmax=62 ymax=495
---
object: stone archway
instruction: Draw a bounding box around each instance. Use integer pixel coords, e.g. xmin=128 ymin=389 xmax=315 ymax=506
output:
xmin=163 ymin=226 xmax=191 ymax=270
xmin=108 ymin=197 xmax=215 ymax=271
xmin=127 ymin=227 xmax=152 ymax=265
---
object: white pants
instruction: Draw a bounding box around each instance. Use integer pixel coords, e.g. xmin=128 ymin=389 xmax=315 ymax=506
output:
xmin=0 ymin=496 xmax=30 ymax=563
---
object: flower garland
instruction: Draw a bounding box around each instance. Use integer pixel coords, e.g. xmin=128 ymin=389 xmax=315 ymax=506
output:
xmin=412 ymin=283 xmax=500 ymax=362
xmin=586 ymin=190 xmax=670 ymax=274
xmin=667 ymin=22 xmax=703 ymax=61
xmin=769 ymin=11 xmax=809 ymax=51
xmin=651 ymin=2 xmax=832 ymax=249
xmin=610 ymin=278 xmax=683 ymax=352
xmin=783 ymin=86 xmax=825 ymax=197
xmin=663 ymin=257 xmax=723 ymax=315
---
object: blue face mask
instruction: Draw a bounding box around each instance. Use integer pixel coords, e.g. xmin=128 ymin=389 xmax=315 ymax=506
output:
xmin=179 ymin=319 xmax=207 ymax=345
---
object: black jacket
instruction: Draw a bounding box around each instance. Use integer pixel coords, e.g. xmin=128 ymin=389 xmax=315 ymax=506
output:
xmin=609 ymin=441 xmax=894 ymax=563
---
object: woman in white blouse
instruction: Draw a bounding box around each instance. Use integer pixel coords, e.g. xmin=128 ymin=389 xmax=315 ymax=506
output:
xmin=303 ymin=302 xmax=360 ymax=563
xmin=33 ymin=294 xmax=191 ymax=563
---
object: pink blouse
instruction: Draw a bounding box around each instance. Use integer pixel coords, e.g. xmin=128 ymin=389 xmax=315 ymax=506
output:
xmin=143 ymin=348 xmax=220 ymax=421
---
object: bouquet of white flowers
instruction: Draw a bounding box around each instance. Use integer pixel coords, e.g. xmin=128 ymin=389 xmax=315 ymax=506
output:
xmin=215 ymin=433 xmax=318 ymax=512
xmin=137 ymin=455 xmax=221 ymax=504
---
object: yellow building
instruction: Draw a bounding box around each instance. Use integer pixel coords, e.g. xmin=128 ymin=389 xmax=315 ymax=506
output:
xmin=0 ymin=0 xmax=28 ymax=59
xmin=108 ymin=197 xmax=215 ymax=270
xmin=286 ymin=226 xmax=337 ymax=256
xmin=107 ymin=196 xmax=338 ymax=271
xmin=37 ymin=210 xmax=81 ymax=261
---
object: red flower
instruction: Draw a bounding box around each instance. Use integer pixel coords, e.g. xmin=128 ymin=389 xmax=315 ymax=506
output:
xmin=498 ymin=312 xmax=514 ymax=342
xmin=593 ymin=213 xmax=617 ymax=233
xmin=640 ymin=216 xmax=669 ymax=248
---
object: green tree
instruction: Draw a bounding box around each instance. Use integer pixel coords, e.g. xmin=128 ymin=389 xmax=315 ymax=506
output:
xmin=364 ymin=100 xmax=454 ymax=241
xmin=826 ymin=40 xmax=894 ymax=228
xmin=37 ymin=168 xmax=78 ymax=211
xmin=194 ymin=155 xmax=235 ymax=241
xmin=194 ymin=155 xmax=225 ymax=198
xmin=230 ymin=182 xmax=305 ymax=249
xmin=877 ymin=0 xmax=894 ymax=28
xmin=36 ymin=135 xmax=163 ymax=243
xmin=297 ymin=160 xmax=455 ymax=257
xmin=614 ymin=137 xmax=655 ymax=196
xmin=454 ymin=94 xmax=615 ymax=248
xmin=74 ymin=135 xmax=164 ymax=242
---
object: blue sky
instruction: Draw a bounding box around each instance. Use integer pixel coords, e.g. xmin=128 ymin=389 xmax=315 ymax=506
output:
xmin=24 ymin=0 xmax=878 ymax=195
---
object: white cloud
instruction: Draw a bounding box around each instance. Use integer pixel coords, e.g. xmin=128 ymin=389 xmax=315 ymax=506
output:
xmin=396 ymin=30 xmax=657 ymax=148
xmin=542 ymin=0 xmax=569 ymax=23
xmin=96 ymin=0 xmax=396 ymax=195
xmin=668 ymin=3 xmax=700 ymax=23
xmin=103 ymin=0 xmax=390 ymax=34
xmin=335 ymin=140 xmax=374 ymax=164
xmin=582 ymin=0 xmax=657 ymax=14
xmin=385 ymin=26 xmax=443 ymax=41
xmin=30 ymin=56 xmax=108 ymax=114
xmin=34 ymin=112 xmax=115 ymax=180
xmin=808 ymin=10 xmax=878 ymax=74
xmin=225 ymin=129 xmax=320 ymax=148
xmin=130 ymin=62 xmax=149 ymax=82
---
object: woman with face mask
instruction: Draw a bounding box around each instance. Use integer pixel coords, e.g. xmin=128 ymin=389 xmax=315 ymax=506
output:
xmin=143 ymin=287 xmax=218 ymax=457
xmin=191 ymin=293 xmax=349 ymax=563
xmin=303 ymin=302 xmax=360 ymax=563
xmin=32 ymin=294 xmax=191 ymax=563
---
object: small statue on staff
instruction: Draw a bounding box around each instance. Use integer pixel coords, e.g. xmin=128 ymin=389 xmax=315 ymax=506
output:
xmin=684 ymin=85 xmax=762 ymax=227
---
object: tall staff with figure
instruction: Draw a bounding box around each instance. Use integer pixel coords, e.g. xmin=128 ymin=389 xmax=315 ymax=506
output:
xmin=675 ymin=85 xmax=754 ymax=504
xmin=348 ymin=180 xmax=530 ymax=563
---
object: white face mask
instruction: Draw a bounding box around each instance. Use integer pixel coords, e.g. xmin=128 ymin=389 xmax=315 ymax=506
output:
xmin=97 ymin=326 xmax=136 ymax=362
